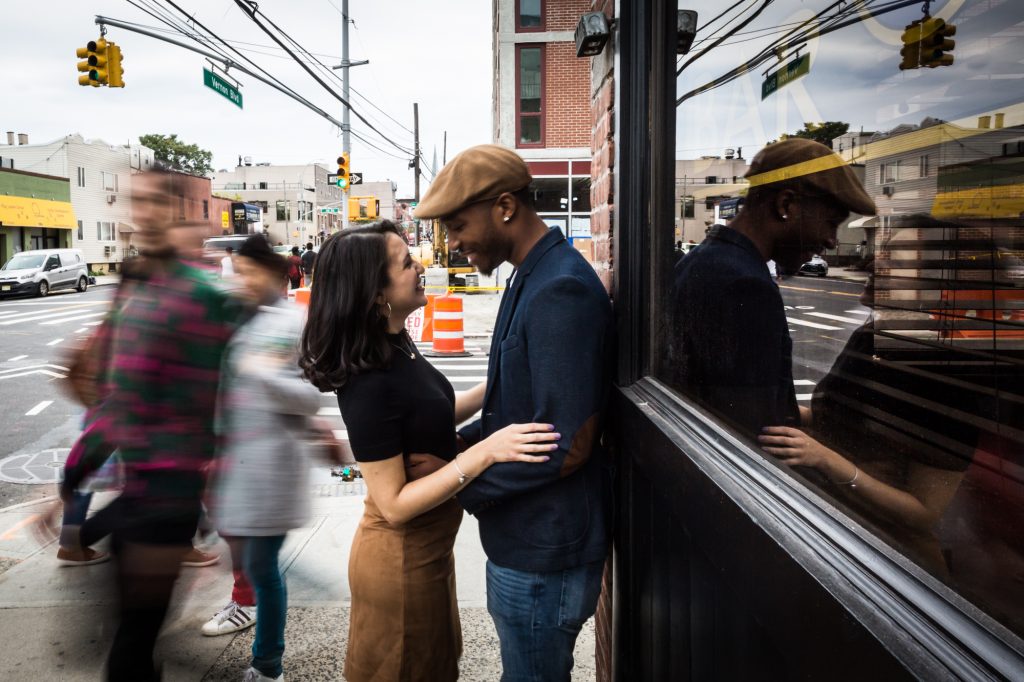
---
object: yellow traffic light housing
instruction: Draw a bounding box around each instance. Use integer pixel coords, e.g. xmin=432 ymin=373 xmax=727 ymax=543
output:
xmin=920 ymin=17 xmax=955 ymax=68
xmin=336 ymin=153 xmax=351 ymax=190
xmin=76 ymin=38 xmax=108 ymax=86
xmin=899 ymin=20 xmax=924 ymax=71
xmin=76 ymin=38 xmax=125 ymax=87
xmin=107 ymin=43 xmax=125 ymax=88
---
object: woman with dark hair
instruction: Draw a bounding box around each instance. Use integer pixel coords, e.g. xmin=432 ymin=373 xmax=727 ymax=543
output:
xmin=301 ymin=221 xmax=558 ymax=681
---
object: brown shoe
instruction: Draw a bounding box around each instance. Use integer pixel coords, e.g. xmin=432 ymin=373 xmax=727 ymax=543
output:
xmin=181 ymin=547 xmax=220 ymax=568
xmin=57 ymin=546 xmax=110 ymax=567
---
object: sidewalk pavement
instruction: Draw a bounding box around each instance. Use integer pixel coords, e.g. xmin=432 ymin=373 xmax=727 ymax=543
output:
xmin=0 ymin=469 xmax=596 ymax=680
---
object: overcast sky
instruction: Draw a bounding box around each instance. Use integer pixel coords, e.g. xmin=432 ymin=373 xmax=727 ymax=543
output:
xmin=6 ymin=0 xmax=491 ymax=197
xmin=675 ymin=0 xmax=1021 ymax=161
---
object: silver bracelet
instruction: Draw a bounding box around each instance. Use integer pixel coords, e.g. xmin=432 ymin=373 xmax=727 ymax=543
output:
xmin=835 ymin=464 xmax=859 ymax=488
xmin=453 ymin=453 xmax=472 ymax=486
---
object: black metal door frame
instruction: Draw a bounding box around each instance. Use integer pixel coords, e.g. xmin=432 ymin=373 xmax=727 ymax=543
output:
xmin=608 ymin=0 xmax=1024 ymax=678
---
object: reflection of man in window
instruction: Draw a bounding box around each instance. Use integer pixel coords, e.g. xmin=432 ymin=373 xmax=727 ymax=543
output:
xmin=668 ymin=138 xmax=876 ymax=435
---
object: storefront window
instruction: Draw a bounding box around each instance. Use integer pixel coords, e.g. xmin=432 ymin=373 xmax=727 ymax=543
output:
xmin=659 ymin=0 xmax=1024 ymax=638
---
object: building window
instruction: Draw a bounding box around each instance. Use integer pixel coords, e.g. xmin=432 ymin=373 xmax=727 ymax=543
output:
xmin=516 ymin=45 xmax=545 ymax=147
xmin=101 ymin=171 xmax=118 ymax=192
xmin=919 ymin=155 xmax=929 ymax=177
xmin=516 ymin=0 xmax=543 ymax=31
xmin=77 ymin=167 xmax=86 ymax=187
xmin=259 ymin=181 xmax=268 ymax=190
xmin=77 ymin=220 xmax=83 ymax=241
xmin=276 ymin=200 xmax=290 ymax=221
xmin=203 ymin=200 xmax=209 ymax=220
xmin=96 ymin=221 xmax=115 ymax=241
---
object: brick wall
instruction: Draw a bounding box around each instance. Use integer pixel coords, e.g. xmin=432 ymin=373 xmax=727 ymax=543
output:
xmin=545 ymin=42 xmax=592 ymax=149
xmin=589 ymin=1 xmax=615 ymax=679
xmin=547 ymin=0 xmax=593 ymax=31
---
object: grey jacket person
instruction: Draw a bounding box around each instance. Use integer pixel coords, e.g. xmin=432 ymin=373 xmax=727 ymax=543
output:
xmin=213 ymin=299 xmax=319 ymax=536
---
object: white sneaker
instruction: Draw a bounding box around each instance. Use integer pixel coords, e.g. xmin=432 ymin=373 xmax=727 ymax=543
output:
xmin=242 ymin=666 xmax=283 ymax=681
xmin=201 ymin=601 xmax=256 ymax=636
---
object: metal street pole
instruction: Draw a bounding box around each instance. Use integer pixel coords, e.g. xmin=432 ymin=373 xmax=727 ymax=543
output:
xmin=414 ymin=102 xmax=421 ymax=202
xmin=341 ymin=0 xmax=351 ymax=232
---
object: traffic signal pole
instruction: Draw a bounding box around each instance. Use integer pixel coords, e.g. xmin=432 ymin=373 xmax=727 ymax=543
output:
xmin=414 ymin=102 xmax=421 ymax=202
xmin=341 ymin=0 xmax=351 ymax=232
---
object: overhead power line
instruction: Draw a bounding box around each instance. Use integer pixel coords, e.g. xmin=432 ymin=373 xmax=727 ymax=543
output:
xmin=232 ymin=0 xmax=415 ymax=157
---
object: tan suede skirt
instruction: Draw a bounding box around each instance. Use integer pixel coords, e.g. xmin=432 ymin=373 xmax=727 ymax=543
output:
xmin=344 ymin=494 xmax=464 ymax=682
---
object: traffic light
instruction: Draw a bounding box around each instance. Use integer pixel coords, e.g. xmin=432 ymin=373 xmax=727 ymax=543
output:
xmin=76 ymin=38 xmax=108 ymax=86
xmin=900 ymin=17 xmax=956 ymax=70
xmin=919 ymin=17 xmax=955 ymax=68
xmin=899 ymin=20 xmax=924 ymax=71
xmin=107 ymin=43 xmax=125 ymax=88
xmin=336 ymin=153 xmax=350 ymax=190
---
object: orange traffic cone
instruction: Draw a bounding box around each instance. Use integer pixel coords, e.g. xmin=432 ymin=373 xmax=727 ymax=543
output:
xmin=425 ymin=294 xmax=471 ymax=357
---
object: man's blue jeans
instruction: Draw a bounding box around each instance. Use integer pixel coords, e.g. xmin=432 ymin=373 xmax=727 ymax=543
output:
xmin=240 ymin=535 xmax=288 ymax=679
xmin=486 ymin=558 xmax=605 ymax=682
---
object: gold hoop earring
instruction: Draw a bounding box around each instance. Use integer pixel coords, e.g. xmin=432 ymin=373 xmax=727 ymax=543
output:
xmin=381 ymin=302 xmax=393 ymax=319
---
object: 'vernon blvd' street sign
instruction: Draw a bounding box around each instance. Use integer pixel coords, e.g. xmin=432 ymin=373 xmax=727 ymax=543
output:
xmin=762 ymin=54 xmax=810 ymax=100
xmin=203 ymin=68 xmax=243 ymax=109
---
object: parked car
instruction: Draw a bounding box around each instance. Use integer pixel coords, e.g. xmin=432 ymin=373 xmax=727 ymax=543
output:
xmin=798 ymin=254 xmax=829 ymax=277
xmin=0 ymin=248 xmax=89 ymax=298
xmin=202 ymin=235 xmax=257 ymax=264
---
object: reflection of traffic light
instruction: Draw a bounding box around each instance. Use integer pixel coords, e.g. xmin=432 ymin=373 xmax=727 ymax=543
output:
xmin=107 ymin=43 xmax=125 ymax=87
xmin=336 ymin=153 xmax=350 ymax=189
xmin=899 ymin=20 xmax=923 ymax=71
xmin=76 ymin=38 xmax=108 ymax=86
xmin=920 ymin=17 xmax=955 ymax=68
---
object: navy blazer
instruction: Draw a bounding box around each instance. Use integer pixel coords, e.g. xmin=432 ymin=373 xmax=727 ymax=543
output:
xmin=668 ymin=225 xmax=799 ymax=435
xmin=458 ymin=228 xmax=614 ymax=572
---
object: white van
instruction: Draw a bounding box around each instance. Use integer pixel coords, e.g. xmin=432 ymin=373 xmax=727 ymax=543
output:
xmin=0 ymin=248 xmax=90 ymax=298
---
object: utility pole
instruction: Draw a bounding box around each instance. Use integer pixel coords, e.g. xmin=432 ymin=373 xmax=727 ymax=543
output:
xmin=413 ymin=102 xmax=421 ymax=202
xmin=443 ymin=130 xmax=447 ymax=165
xmin=332 ymin=0 xmax=367 ymax=232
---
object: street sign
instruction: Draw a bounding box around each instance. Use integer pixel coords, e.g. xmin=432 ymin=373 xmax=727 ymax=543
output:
xmin=761 ymin=54 xmax=810 ymax=100
xmin=203 ymin=67 xmax=243 ymax=109
xmin=327 ymin=173 xmax=338 ymax=184
xmin=351 ymin=172 xmax=363 ymax=185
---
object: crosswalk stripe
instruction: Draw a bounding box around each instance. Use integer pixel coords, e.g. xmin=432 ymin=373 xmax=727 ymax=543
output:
xmin=796 ymin=393 xmax=813 ymax=401
xmin=39 ymin=311 xmax=107 ymax=326
xmin=845 ymin=309 xmax=870 ymax=315
xmin=806 ymin=311 xmax=866 ymax=325
xmin=25 ymin=401 xmax=53 ymax=416
xmin=0 ymin=309 xmax=106 ymax=326
xmin=7 ymin=355 xmax=27 ymax=362
xmin=428 ymin=364 xmax=490 ymax=370
xmin=332 ymin=429 xmax=349 ymax=440
xmin=46 ymin=339 xmax=64 ymax=347
xmin=0 ymin=304 xmax=98 ymax=322
xmin=786 ymin=316 xmax=842 ymax=331
xmin=793 ymin=379 xmax=816 ymax=386
xmin=318 ymin=406 xmax=340 ymax=416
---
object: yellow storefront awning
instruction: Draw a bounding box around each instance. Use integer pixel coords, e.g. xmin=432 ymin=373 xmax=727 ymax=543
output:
xmin=0 ymin=195 xmax=77 ymax=229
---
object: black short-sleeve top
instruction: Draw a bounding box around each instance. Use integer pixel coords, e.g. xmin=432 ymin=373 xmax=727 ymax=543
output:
xmin=337 ymin=333 xmax=458 ymax=463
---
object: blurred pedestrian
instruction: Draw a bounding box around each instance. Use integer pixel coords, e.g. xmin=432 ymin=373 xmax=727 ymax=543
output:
xmin=415 ymin=144 xmax=615 ymax=682
xmin=300 ymin=220 xmax=557 ymax=682
xmin=96 ymin=165 xmax=245 ymax=681
xmin=206 ymin=235 xmax=341 ymax=680
xmin=287 ymin=246 xmax=303 ymax=289
xmin=221 ymin=246 xmax=236 ymax=278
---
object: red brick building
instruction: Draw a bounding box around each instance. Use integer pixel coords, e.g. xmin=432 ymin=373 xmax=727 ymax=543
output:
xmin=492 ymin=0 xmax=593 ymax=247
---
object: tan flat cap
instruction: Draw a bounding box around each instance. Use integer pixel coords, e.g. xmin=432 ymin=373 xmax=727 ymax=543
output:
xmin=744 ymin=138 xmax=876 ymax=216
xmin=414 ymin=144 xmax=532 ymax=219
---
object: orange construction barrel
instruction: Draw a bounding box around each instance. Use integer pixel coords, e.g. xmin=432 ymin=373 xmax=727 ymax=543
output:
xmin=424 ymin=293 xmax=471 ymax=357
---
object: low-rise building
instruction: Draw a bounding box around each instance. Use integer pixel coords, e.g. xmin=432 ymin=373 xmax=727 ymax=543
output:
xmin=0 ymin=133 xmax=155 ymax=271
xmin=0 ymin=168 xmax=76 ymax=265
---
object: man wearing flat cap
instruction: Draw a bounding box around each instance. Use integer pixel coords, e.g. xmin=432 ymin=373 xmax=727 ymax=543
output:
xmin=416 ymin=144 xmax=614 ymax=680
xmin=669 ymin=137 xmax=876 ymax=436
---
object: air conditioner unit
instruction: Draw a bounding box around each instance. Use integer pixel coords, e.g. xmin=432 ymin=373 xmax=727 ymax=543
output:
xmin=106 ymin=194 xmax=117 ymax=204
xmin=104 ymin=245 xmax=113 ymax=255
xmin=882 ymin=185 xmax=894 ymax=196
